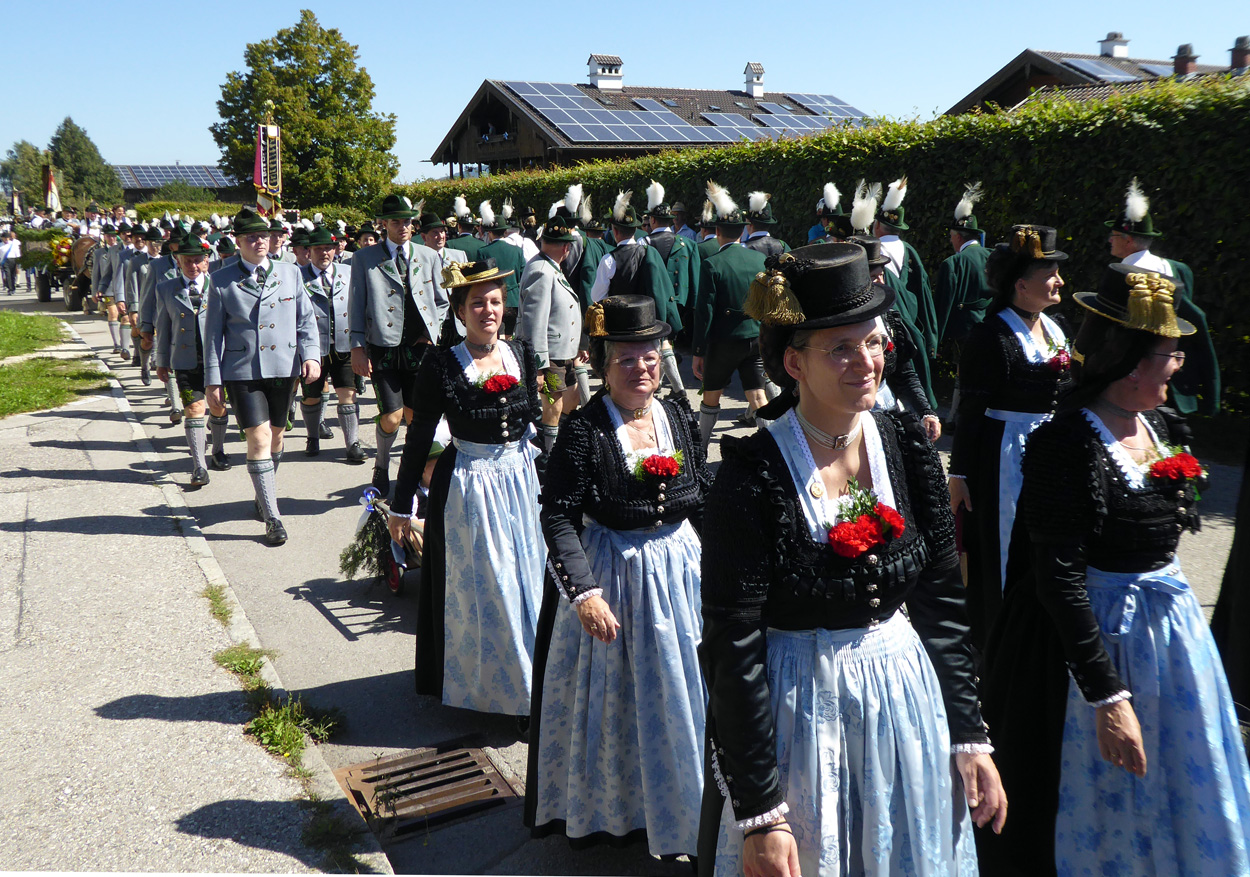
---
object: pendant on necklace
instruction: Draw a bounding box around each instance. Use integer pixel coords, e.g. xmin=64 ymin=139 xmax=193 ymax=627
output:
xmin=810 ymin=483 xmax=825 ymax=498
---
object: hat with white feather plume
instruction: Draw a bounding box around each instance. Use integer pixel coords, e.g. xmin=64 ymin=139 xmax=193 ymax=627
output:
xmin=578 ymin=194 xmax=594 ymax=229
xmin=947 ymin=182 xmax=984 ymax=234
xmin=706 ymin=181 xmax=746 ymax=227
xmin=876 ymin=177 xmax=909 ymax=231
xmin=817 ymin=183 xmax=842 ymax=218
xmin=1105 ymin=177 xmax=1161 ymax=238
xmin=611 ymin=190 xmax=642 ymax=228
xmin=850 ymin=180 xmax=881 ymax=234
xmin=453 ymin=195 xmax=472 ymax=224
xmin=479 ymin=199 xmax=502 ymax=232
xmin=377 ymin=192 xmax=418 ymax=219
xmin=746 ymin=190 xmax=776 ymax=226
xmin=699 ymin=199 xmax=716 ymax=229
xmin=644 ymin=180 xmax=672 ymax=219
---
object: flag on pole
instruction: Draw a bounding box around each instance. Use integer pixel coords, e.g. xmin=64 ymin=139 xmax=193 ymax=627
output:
xmin=43 ymin=165 xmax=61 ymax=213
xmin=253 ymin=121 xmax=281 ymax=216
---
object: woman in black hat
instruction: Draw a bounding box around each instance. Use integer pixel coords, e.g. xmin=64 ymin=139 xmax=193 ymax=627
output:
xmin=525 ymin=294 xmax=710 ymax=857
xmin=977 ymin=264 xmax=1250 ymax=874
xmin=387 ymin=259 xmax=546 ymax=720
xmin=947 ymin=225 xmax=1072 ymax=647
xmin=698 ymin=244 xmax=1004 ymax=877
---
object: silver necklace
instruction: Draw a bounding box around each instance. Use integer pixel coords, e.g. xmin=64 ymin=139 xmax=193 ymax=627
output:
xmin=611 ymin=397 xmax=652 ymax=422
xmin=465 ymin=339 xmax=496 ymax=354
xmin=796 ymin=407 xmax=862 ymax=450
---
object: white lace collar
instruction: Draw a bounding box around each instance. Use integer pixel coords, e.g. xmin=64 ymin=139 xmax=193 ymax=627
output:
xmin=1081 ymin=408 xmax=1166 ymax=489
xmin=998 ymin=307 xmax=1066 ymax=364
xmin=452 ymin=341 xmax=520 ymax=383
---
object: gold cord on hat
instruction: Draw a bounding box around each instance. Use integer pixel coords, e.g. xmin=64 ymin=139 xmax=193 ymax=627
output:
xmin=584 ymin=302 xmax=607 ymax=338
xmin=442 ymin=261 xmax=469 ymax=288
xmin=1125 ymin=273 xmax=1181 ymax=338
xmin=1011 ymin=226 xmax=1044 ymax=259
xmin=745 ymin=253 xmax=805 ymax=326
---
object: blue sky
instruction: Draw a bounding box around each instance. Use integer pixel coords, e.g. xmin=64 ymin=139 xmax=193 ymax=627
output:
xmin=2 ymin=1 xmax=1244 ymax=185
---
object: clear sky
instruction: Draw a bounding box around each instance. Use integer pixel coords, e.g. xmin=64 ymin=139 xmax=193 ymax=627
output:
xmin=2 ymin=1 xmax=1244 ymax=186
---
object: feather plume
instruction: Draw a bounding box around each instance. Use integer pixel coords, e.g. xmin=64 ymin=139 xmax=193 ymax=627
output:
xmin=1125 ymin=177 xmax=1148 ymax=224
xmin=564 ymin=183 xmax=583 ymax=216
xmin=453 ymin=195 xmax=470 ymax=220
xmin=822 ymin=183 xmax=840 ymax=213
xmin=501 ymin=198 xmax=513 ymax=222
xmin=172 ymin=212 xmax=180 ymax=222
xmin=851 ymin=180 xmax=881 ymax=233
xmin=579 ymin=194 xmax=593 ymax=226
xmin=747 ymin=191 xmax=770 ymax=214
xmin=313 ymin=212 xmax=323 ymax=224
xmin=954 ymin=181 xmax=982 ymax=222
xmin=479 ymin=200 xmax=495 ymax=228
xmin=210 ymin=213 xmax=220 ymax=226
xmin=548 ymin=200 xmax=562 ymax=219
xmin=163 ymin=211 xmax=172 ymax=223
xmin=336 ymin=219 xmax=347 ymax=233
xmin=706 ymin=181 xmax=736 ymax=219
xmin=401 ymin=196 xmax=413 ymax=211
xmin=612 ymin=190 xmax=633 ymax=223
xmin=300 ymin=218 xmax=315 ymax=232
xmin=414 ymin=198 xmax=426 ymax=216
xmin=646 ymin=180 xmax=666 ymax=211
xmin=882 ymin=177 xmax=907 ymax=213
xmin=701 ymin=199 xmax=714 ymax=225
xmin=273 ymin=211 xmax=284 ymax=222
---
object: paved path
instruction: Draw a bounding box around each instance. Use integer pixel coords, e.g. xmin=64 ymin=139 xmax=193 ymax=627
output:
xmin=1 ymin=280 xmax=1239 ymax=873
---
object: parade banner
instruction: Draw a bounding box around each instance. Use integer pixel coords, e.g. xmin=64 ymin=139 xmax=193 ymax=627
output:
xmin=253 ymin=121 xmax=281 ymax=215
xmin=42 ymin=165 xmax=61 ymax=213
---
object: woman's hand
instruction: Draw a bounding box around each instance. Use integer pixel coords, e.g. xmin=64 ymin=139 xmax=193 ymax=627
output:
xmin=955 ymin=752 xmax=1008 ymax=834
xmin=948 ymin=477 xmax=972 ymax=514
xmin=387 ymin=513 xmax=411 ymax=547
xmin=575 ymin=594 xmax=620 ymax=644
xmin=922 ymin=414 xmax=942 ymax=443
xmin=1095 ymin=699 xmax=1147 ymax=777
xmin=742 ymin=822 xmax=801 ymax=877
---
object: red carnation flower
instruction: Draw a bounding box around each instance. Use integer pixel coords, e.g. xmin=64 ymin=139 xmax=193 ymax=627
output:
xmin=886 ymin=340 xmax=895 ymax=353
xmin=828 ymin=514 xmax=886 ymax=558
xmin=874 ymin=503 xmax=906 ymax=538
xmin=1149 ymin=452 xmax=1203 ymax=482
xmin=643 ymin=455 xmax=681 ymax=478
xmin=482 ymin=373 xmax=518 ymax=394
xmin=1047 ymin=349 xmax=1071 ymax=372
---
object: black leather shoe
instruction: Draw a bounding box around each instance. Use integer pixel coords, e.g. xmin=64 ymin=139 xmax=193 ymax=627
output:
xmin=140 ymin=362 xmax=151 ymax=386
xmin=305 ymin=436 xmax=320 ymax=457
xmin=345 ymin=442 xmax=367 ymax=464
xmin=209 ymin=450 xmax=232 ymax=471
xmin=169 ymin=409 xmax=183 ymax=425
xmin=318 ymin=421 xmax=334 ymax=439
xmin=371 ymin=466 xmax=389 ymax=495
xmin=264 ymin=519 xmax=288 ymax=546
xmin=189 ymin=467 xmax=210 ymax=487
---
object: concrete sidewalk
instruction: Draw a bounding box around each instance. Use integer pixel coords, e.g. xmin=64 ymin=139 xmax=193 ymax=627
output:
xmin=0 ymin=305 xmax=389 ymax=872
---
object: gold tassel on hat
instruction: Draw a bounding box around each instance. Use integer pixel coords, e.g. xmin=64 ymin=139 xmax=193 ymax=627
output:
xmin=1125 ymin=273 xmax=1182 ymax=337
xmin=1011 ymin=226 xmax=1044 ymax=259
xmin=442 ymin=261 xmax=469 ymax=289
xmin=584 ymin=302 xmax=607 ymax=337
xmin=745 ymin=254 xmax=805 ymax=325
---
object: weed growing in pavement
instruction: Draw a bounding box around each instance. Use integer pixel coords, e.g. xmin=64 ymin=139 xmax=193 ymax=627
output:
xmin=212 ymin=642 xmax=271 ymax=678
xmin=201 ymin=583 xmax=232 ymax=626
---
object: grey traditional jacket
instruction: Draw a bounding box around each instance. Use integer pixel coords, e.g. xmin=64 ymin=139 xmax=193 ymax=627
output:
xmin=203 ymin=259 xmax=320 ymax=386
xmin=347 ymin=239 xmax=447 ymax=349
xmin=122 ymin=250 xmax=152 ymax=310
xmin=516 ymin=252 xmax=581 ymax=368
xmin=139 ymin=253 xmax=179 ymax=333
xmin=154 ymin=274 xmax=209 ymax=372
xmin=301 ymin=261 xmax=353 ymax=356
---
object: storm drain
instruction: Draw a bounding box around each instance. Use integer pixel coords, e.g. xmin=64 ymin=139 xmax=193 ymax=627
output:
xmin=334 ymin=741 xmax=522 ymax=841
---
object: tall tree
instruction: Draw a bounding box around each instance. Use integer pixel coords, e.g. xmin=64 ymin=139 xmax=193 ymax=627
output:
xmin=0 ymin=140 xmax=47 ymax=206
xmin=210 ymin=10 xmax=398 ymax=209
xmin=48 ymin=118 xmax=123 ymax=206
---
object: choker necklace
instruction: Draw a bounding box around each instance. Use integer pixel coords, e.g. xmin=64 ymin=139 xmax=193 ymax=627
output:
xmin=1009 ymin=303 xmax=1041 ymax=322
xmin=1093 ymin=398 xmax=1139 ymax=421
xmin=796 ymin=407 xmax=861 ymax=450
xmin=465 ymin=339 xmax=496 ymax=354
xmin=611 ymin=397 xmax=652 ymax=421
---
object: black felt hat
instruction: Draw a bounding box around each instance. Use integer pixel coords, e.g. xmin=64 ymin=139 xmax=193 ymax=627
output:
xmin=586 ymin=294 xmax=672 ymax=342
xmin=1105 ymin=178 xmax=1163 ymax=238
xmin=746 ymin=242 xmax=894 ymax=330
xmin=1004 ymin=224 xmax=1068 ymax=261
xmin=289 ymin=227 xmax=310 ymax=247
xmin=355 ymin=221 xmax=378 ymax=239
xmin=848 ymin=235 xmax=890 ymax=268
xmin=143 ymin=226 xmax=164 ymax=242
xmin=1074 ymin=263 xmax=1194 ymax=338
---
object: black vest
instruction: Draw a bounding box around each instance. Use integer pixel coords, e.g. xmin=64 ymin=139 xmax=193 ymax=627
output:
xmin=607 ymin=245 xmax=648 ymax=298
xmin=647 ymin=230 xmax=676 ymax=264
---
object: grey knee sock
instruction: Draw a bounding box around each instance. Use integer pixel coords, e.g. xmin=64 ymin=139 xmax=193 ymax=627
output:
xmin=139 ymin=346 xmax=151 ymax=368
xmin=574 ymin=365 xmax=593 ymax=406
xmin=209 ymin=414 xmax=228 ymax=454
xmin=107 ymin=320 xmax=122 ymax=347
xmin=166 ymin=376 xmax=183 ymax=413
xmin=247 ymin=458 xmax=280 ymax=522
xmin=340 ymin=403 xmax=359 ymax=447
xmin=661 ymin=346 xmax=686 ymax=394
xmin=301 ymin=399 xmax=323 ymax=434
xmin=542 ymin=423 xmax=559 ymax=452
xmin=699 ymin=403 xmax=720 ymax=451
xmin=376 ymin=422 xmax=399 ymax=470
xmin=119 ymin=329 xmax=131 ymax=355
xmin=185 ymin=417 xmax=207 ymax=471
xmin=272 ymin=450 xmax=283 ymax=473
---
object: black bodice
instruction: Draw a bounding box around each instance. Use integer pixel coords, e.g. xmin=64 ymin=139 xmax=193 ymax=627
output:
xmin=540 ymin=392 xmax=710 ymax=602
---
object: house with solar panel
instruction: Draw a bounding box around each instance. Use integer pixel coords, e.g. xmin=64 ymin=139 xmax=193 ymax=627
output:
xmin=430 ymin=56 xmax=867 ymax=177
xmin=109 ymin=164 xmax=244 ymax=204
xmin=948 ymin=32 xmax=1248 ymax=114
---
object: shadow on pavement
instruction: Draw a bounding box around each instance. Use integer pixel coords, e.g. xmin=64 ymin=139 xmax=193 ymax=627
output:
xmin=286 ymin=577 xmax=414 ymax=642
xmin=0 ymin=512 xmax=180 ymax=536
xmin=94 ymin=690 xmax=253 ymax=725
xmin=0 ymin=465 xmax=153 ymax=485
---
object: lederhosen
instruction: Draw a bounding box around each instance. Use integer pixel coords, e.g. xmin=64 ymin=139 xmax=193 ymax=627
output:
xmin=303 ymin=267 xmax=354 ymax=398
xmin=368 ymin=244 xmax=432 ymax=413
xmin=175 ymin=281 xmax=207 ymax=403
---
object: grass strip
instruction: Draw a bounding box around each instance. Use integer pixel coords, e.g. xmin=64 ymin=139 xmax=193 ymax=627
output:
xmin=0 ymin=311 xmax=65 ymax=359
xmin=201 ymin=583 xmax=233 ymax=627
xmin=0 ymin=357 xmax=107 ymax=419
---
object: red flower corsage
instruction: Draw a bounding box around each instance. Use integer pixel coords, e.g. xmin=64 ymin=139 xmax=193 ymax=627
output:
xmin=480 ymin=373 xmax=518 ymax=394
xmin=1047 ymin=349 xmax=1071 ymax=372
xmin=886 ymin=340 xmax=895 ymax=353
xmin=1148 ymin=452 xmax=1204 ymax=482
xmin=633 ymin=451 xmax=684 ymax=481
xmin=824 ymin=478 xmax=907 ymax=558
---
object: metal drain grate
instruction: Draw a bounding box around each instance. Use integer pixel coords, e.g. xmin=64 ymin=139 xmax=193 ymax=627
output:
xmin=334 ymin=741 xmax=522 ymax=840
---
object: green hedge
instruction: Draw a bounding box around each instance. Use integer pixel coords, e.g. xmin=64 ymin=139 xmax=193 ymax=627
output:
xmin=132 ymin=200 xmax=246 ymax=222
xmin=401 ymin=76 xmax=1250 ymax=412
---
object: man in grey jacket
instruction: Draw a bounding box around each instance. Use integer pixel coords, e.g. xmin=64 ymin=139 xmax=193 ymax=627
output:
xmin=515 ymin=215 xmax=580 ymax=451
xmin=348 ymin=193 xmax=448 ymax=494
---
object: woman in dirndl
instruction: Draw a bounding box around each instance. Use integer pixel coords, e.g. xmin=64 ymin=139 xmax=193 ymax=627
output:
xmin=388 ymin=258 xmax=545 ymax=719
xmin=525 ymin=294 xmax=710 ymax=856
xmin=947 ymin=224 xmax=1073 ymax=647
xmin=977 ymin=263 xmax=1250 ymax=875
xmin=698 ymin=244 xmax=1005 ymax=877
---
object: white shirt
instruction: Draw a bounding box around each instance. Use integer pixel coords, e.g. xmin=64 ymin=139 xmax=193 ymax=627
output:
xmin=503 ymin=230 xmax=540 ymax=262
xmin=385 ymin=239 xmax=409 ymax=261
xmin=1121 ymin=248 xmax=1172 ymax=277
xmin=238 ymin=256 xmax=271 ymax=276
xmin=879 ymin=234 xmax=905 ymax=277
xmin=0 ymin=240 xmax=20 ymax=261
xmin=590 ymin=236 xmax=645 ymax=302
xmin=958 ymin=239 xmax=979 ymax=253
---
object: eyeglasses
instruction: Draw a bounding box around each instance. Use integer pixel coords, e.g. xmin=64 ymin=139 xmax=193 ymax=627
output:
xmin=801 ymin=334 xmax=889 ymax=365
xmin=1149 ymin=351 xmax=1186 ymax=365
xmin=609 ymin=354 xmax=662 ymax=370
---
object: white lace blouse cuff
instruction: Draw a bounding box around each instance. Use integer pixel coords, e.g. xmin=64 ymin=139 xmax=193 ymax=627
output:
xmin=951 ymin=742 xmax=995 ymax=756
xmin=735 ymin=803 xmax=791 ymax=833
xmin=571 ymin=588 xmax=603 ymax=606
xmin=1089 ymin=690 xmax=1132 ymax=708
xmin=386 ymin=510 xmax=413 ymax=519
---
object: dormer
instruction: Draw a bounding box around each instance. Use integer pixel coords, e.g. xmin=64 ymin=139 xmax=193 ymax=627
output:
xmin=744 ymin=62 xmax=764 ymax=98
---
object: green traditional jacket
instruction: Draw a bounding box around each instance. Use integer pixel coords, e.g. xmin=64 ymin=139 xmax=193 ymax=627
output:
xmin=933 ymin=242 xmax=994 ymax=347
xmin=885 ymin=239 xmax=939 ymax=359
xmin=697 ymin=236 xmax=720 ymax=261
xmin=476 ymin=239 xmax=527 ymax=308
xmin=449 ymin=234 xmax=488 ymax=260
xmin=1166 ymin=258 xmax=1221 ymax=415
xmin=636 ymin=246 xmax=683 ymax=332
xmin=692 ymin=243 xmax=767 ymax=356
xmin=577 ymin=236 xmax=611 ymax=310
xmin=654 ymin=232 xmax=702 ymax=308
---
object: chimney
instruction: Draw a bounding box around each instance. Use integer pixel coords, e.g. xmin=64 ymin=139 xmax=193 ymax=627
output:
xmin=1232 ymin=35 xmax=1250 ymax=70
xmin=1099 ymin=32 xmax=1130 ymax=58
xmin=744 ymin=62 xmax=765 ymax=98
xmin=587 ymin=54 xmax=623 ymax=91
xmin=1173 ymin=43 xmax=1199 ymax=75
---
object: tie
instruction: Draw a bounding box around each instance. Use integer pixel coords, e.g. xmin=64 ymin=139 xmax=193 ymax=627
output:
xmin=254 ymin=265 xmax=267 ymax=287
xmin=395 ymin=243 xmax=407 ymax=276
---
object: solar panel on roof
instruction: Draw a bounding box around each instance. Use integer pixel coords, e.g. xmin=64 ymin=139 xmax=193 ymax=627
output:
xmin=662 ymin=99 xmax=678 ymax=107
xmin=1139 ymin=63 xmax=1175 ymax=77
xmin=633 ymin=98 xmax=665 ymax=112
xmin=1062 ymin=58 xmax=1140 ymax=82
xmin=702 ymin=112 xmax=757 ymax=127
xmin=785 ymin=93 xmax=867 ymax=122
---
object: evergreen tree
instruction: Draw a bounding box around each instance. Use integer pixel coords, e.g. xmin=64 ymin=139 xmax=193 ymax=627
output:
xmin=48 ymin=118 xmax=123 ymax=206
xmin=0 ymin=140 xmax=47 ymax=206
xmin=210 ymin=10 xmax=398 ymax=209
